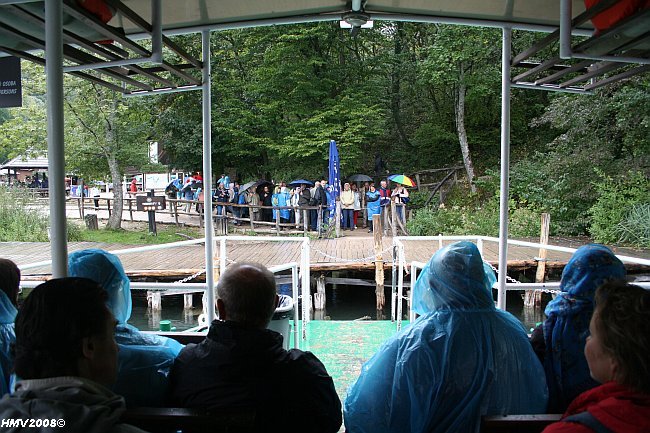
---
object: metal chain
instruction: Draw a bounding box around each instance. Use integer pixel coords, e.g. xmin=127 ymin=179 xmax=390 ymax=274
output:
xmin=311 ymin=245 xmax=394 ymax=263
xmin=484 ymin=260 xmax=522 ymax=284
xmin=172 ymin=269 xmax=205 ymax=284
xmin=484 ymin=260 xmax=562 ymax=294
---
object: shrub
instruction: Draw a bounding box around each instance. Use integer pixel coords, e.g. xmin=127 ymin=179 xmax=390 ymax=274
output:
xmin=589 ymin=170 xmax=650 ymax=245
xmin=0 ymin=186 xmax=81 ymax=242
xmin=612 ymin=203 xmax=650 ymax=248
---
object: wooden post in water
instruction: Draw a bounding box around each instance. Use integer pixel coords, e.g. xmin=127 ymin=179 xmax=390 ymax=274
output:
xmin=147 ymin=291 xmax=162 ymax=311
xmin=314 ymin=274 xmax=326 ymax=310
xmin=184 ymin=293 xmax=193 ymax=309
xmin=526 ymin=213 xmax=550 ymax=307
xmin=374 ymin=214 xmax=385 ymax=310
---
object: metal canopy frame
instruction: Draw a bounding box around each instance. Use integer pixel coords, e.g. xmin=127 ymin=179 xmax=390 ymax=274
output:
xmin=511 ymin=0 xmax=650 ymax=94
xmin=1 ymin=0 xmax=648 ymax=315
xmin=0 ymin=0 xmax=203 ymax=94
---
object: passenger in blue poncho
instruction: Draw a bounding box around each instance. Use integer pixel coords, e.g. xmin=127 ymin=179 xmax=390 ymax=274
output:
xmin=68 ymin=249 xmax=183 ymax=407
xmin=344 ymin=241 xmax=548 ymax=433
xmin=0 ymin=259 xmax=19 ymax=396
xmin=541 ymin=244 xmax=626 ymax=413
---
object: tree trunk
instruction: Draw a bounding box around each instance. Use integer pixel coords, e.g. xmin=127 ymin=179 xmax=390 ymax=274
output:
xmin=106 ymin=154 xmax=123 ymax=229
xmin=455 ymin=64 xmax=477 ymax=193
xmin=391 ymin=23 xmax=412 ymax=148
xmin=105 ymin=102 xmax=123 ymax=229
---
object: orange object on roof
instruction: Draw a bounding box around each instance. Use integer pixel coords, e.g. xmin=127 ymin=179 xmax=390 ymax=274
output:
xmin=585 ymin=0 xmax=649 ymax=32
xmin=77 ymin=0 xmax=115 ymax=23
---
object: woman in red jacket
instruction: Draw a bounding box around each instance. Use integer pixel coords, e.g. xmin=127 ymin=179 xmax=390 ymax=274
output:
xmin=543 ymin=280 xmax=650 ymax=433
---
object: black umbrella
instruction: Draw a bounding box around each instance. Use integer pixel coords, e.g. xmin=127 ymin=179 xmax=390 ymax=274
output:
xmin=348 ymin=174 xmax=373 ymax=182
xmin=288 ymin=179 xmax=314 ymax=187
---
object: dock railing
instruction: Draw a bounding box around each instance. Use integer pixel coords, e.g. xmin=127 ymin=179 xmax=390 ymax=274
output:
xmin=19 ymin=235 xmax=311 ymax=347
xmin=393 ymin=235 xmax=650 ymax=331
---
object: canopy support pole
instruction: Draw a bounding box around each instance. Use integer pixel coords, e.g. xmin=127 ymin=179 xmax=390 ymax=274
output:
xmin=497 ymin=27 xmax=512 ymax=310
xmin=45 ymin=0 xmax=68 ymax=277
xmin=201 ymin=30 xmax=216 ymax=323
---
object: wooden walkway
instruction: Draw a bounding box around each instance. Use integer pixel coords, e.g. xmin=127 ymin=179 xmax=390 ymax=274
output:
xmin=5 ymin=236 xmax=648 ymax=280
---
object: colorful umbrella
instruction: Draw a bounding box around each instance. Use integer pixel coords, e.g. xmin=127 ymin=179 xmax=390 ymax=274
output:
xmin=388 ymin=174 xmax=416 ymax=187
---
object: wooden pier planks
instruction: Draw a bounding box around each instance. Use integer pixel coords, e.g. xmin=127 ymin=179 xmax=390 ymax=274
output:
xmin=4 ymin=237 xmax=647 ymax=279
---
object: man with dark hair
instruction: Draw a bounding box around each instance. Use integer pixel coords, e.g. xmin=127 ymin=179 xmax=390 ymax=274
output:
xmin=0 ymin=278 xmax=146 ymax=432
xmin=0 ymin=258 xmax=19 ymax=396
xmin=543 ymin=281 xmax=650 ymax=433
xmin=169 ymin=263 xmax=342 ymax=433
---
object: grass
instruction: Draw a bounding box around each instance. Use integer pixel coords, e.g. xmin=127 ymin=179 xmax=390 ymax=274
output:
xmin=78 ymin=224 xmax=204 ymax=245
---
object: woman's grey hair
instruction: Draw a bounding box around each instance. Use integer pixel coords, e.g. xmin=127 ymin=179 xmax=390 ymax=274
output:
xmin=217 ymin=263 xmax=277 ymax=328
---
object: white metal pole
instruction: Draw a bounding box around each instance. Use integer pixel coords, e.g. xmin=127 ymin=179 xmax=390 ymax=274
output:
xmin=497 ymin=27 xmax=512 ymax=311
xmin=291 ymin=264 xmax=299 ymax=349
xmin=201 ymin=30 xmax=216 ymax=323
xmin=45 ymin=0 xmax=68 ymax=278
xmin=559 ymin=0 xmax=572 ymax=59
xmin=409 ymin=266 xmax=417 ymax=323
xmin=397 ymin=245 xmax=404 ymax=331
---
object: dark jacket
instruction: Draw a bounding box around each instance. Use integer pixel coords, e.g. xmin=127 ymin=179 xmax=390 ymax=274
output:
xmin=298 ymin=188 xmax=311 ymax=206
xmin=311 ymin=186 xmax=325 ymax=206
xmin=168 ymin=320 xmax=342 ymax=433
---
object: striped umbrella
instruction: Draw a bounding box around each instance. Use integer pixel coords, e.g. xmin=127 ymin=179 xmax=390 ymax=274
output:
xmin=388 ymin=174 xmax=416 ymax=187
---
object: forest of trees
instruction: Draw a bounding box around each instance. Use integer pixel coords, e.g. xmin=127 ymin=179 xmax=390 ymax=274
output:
xmin=0 ymin=22 xmax=648 ymax=243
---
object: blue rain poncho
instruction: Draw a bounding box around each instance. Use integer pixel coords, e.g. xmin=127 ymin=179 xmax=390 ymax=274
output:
xmin=344 ymin=241 xmax=548 ymax=433
xmin=543 ymin=244 xmax=626 ymax=412
xmin=0 ymin=291 xmax=16 ymax=396
xmin=68 ymin=249 xmax=183 ymax=407
xmin=272 ymin=191 xmax=290 ymax=220
xmin=366 ymin=190 xmax=380 ymax=221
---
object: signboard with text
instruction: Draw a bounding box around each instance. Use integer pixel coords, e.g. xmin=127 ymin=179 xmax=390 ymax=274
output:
xmin=0 ymin=57 xmax=22 ymax=108
xmin=136 ymin=195 xmax=166 ymax=211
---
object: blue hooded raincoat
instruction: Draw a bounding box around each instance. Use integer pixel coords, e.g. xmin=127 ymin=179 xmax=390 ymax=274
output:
xmin=344 ymin=241 xmax=548 ymax=433
xmin=542 ymin=243 xmax=626 ymax=413
xmin=68 ymin=249 xmax=183 ymax=407
xmin=0 ymin=291 xmax=16 ymax=396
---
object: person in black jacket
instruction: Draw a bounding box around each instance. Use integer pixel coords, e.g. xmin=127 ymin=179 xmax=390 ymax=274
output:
xmin=168 ymin=263 xmax=342 ymax=433
xmin=310 ymin=181 xmax=325 ymax=231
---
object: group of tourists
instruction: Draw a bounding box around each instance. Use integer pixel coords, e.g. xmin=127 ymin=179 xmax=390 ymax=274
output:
xmin=169 ymin=173 xmax=411 ymax=232
xmin=0 ymin=241 xmax=647 ymax=432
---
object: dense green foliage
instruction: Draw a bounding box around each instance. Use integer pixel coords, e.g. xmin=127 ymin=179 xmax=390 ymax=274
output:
xmin=589 ymin=171 xmax=650 ymax=247
xmin=0 ymin=187 xmax=80 ymax=242
xmin=0 ymin=23 xmax=648 ymax=244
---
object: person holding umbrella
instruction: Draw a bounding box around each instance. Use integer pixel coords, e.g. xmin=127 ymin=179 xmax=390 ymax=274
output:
xmin=388 ymin=175 xmax=416 ymax=225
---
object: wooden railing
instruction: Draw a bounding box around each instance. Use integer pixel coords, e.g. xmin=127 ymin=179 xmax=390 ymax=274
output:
xmin=67 ymin=196 xmax=411 ymax=237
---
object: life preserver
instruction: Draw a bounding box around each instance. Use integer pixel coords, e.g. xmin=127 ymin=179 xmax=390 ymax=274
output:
xmin=77 ymin=0 xmax=115 ymax=23
xmin=584 ymin=0 xmax=649 ymax=32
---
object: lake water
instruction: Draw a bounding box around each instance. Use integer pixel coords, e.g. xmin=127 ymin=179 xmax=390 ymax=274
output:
xmin=129 ymin=284 xmax=548 ymax=333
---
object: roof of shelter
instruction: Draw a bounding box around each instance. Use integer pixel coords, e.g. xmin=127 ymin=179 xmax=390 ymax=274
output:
xmin=0 ymin=1 xmax=647 ymax=94
xmin=0 ymin=154 xmax=48 ymax=169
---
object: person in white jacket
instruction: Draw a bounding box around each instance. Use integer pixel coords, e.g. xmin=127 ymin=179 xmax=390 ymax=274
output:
xmin=0 ymin=278 xmax=147 ymax=433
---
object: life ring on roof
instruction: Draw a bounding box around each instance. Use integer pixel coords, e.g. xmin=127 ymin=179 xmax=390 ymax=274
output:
xmin=77 ymin=0 xmax=115 ymax=24
xmin=584 ymin=0 xmax=649 ymax=32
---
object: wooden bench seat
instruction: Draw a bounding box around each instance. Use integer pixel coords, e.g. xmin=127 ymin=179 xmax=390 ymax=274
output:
xmin=122 ymin=407 xmax=256 ymax=433
xmin=481 ymin=414 xmax=562 ymax=433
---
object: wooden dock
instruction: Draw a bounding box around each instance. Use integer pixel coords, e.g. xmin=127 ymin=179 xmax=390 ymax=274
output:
xmin=4 ymin=236 xmax=649 ymax=281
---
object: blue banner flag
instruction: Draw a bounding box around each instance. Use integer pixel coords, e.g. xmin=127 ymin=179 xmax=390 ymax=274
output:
xmin=328 ymin=139 xmax=341 ymax=221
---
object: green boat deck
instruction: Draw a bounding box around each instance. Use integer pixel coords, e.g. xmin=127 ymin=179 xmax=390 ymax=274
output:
xmin=291 ymin=320 xmax=402 ymax=401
